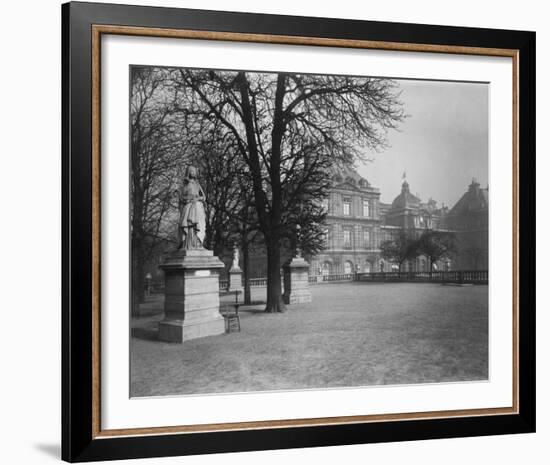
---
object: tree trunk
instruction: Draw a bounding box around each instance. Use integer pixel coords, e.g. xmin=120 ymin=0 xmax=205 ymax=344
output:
xmin=265 ymin=236 xmax=286 ymax=313
xmin=131 ymin=245 xmax=145 ymax=317
xmin=131 ymin=195 xmax=146 ymax=316
xmin=131 ymin=137 xmax=145 ymax=317
xmin=263 ymin=75 xmax=287 ymax=314
xmin=242 ymin=241 xmax=251 ymax=305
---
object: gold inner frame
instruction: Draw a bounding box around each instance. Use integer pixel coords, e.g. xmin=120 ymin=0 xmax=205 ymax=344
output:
xmin=91 ymin=24 xmax=520 ymax=439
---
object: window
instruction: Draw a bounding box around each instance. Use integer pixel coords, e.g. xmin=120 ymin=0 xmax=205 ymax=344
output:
xmin=324 ymin=228 xmax=330 ymax=248
xmin=344 ymin=261 xmax=353 ymax=275
xmin=343 ymin=197 xmax=351 ymax=216
xmin=343 ymin=228 xmax=352 ymax=248
xmin=321 ymin=262 xmax=331 ymax=276
xmin=363 ymin=228 xmax=371 ymax=248
xmin=420 ymin=258 xmax=427 ymax=272
xmin=362 ymin=199 xmax=370 ymax=217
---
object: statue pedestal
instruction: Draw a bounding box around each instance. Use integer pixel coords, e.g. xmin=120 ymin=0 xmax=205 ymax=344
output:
xmin=228 ymin=266 xmax=243 ymax=293
xmin=283 ymin=256 xmax=312 ymax=305
xmin=158 ymin=249 xmax=225 ymax=343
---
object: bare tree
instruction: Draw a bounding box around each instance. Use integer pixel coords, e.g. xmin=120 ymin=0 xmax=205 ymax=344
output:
xmin=380 ymin=230 xmax=418 ymax=271
xmin=171 ymin=69 xmax=404 ymax=312
xmin=417 ymin=230 xmax=458 ymax=270
xmin=186 ymin=125 xmax=246 ymax=255
xmin=463 ymin=245 xmax=485 ymax=270
xmin=130 ymin=67 xmax=185 ymax=315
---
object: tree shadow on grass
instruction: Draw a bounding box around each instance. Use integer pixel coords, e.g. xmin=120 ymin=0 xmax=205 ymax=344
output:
xmin=131 ymin=326 xmax=159 ymax=342
xmin=239 ymin=302 xmax=269 ymax=314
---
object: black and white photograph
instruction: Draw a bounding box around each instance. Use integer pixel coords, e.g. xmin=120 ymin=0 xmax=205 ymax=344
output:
xmin=129 ymin=66 xmax=489 ymax=398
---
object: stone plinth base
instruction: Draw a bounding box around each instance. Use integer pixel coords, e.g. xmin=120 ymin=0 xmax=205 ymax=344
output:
xmin=158 ymin=248 xmax=225 ymax=343
xmin=283 ymin=256 xmax=312 ymax=305
xmin=228 ymin=266 xmax=243 ymax=292
xmin=159 ymin=315 xmax=225 ymax=342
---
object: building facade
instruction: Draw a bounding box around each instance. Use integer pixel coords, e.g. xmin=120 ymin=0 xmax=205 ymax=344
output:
xmin=309 ymin=168 xmax=488 ymax=275
xmin=445 ymin=179 xmax=489 ymax=270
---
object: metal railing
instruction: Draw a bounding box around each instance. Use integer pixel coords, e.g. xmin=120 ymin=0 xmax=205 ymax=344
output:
xmin=308 ymin=273 xmax=355 ymax=283
xmin=159 ymin=269 xmax=488 ymax=293
xmin=219 ymin=276 xmax=272 ymax=291
xmin=355 ymin=270 xmax=488 ymax=284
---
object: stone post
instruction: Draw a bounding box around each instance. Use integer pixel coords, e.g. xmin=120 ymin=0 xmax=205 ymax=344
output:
xmin=228 ymin=247 xmax=243 ymax=293
xmin=228 ymin=266 xmax=243 ymax=293
xmin=283 ymin=255 xmax=312 ymax=305
xmin=158 ymin=248 xmax=225 ymax=343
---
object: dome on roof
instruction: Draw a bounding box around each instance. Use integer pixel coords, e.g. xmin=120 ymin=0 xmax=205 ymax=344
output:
xmin=391 ymin=180 xmax=420 ymax=209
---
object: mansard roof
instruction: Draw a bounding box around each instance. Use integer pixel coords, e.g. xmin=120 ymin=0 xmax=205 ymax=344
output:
xmin=331 ymin=165 xmax=372 ymax=189
xmin=448 ymin=179 xmax=489 ymax=216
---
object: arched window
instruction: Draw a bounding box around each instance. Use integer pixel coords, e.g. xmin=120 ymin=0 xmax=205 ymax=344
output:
xmin=344 ymin=261 xmax=354 ymax=275
xmin=321 ymin=262 xmax=331 ymax=276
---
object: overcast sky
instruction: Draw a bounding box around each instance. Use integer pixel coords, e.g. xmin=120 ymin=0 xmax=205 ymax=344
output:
xmin=356 ymin=79 xmax=489 ymax=207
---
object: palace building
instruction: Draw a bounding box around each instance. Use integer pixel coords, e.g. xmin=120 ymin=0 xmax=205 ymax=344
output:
xmin=308 ymin=168 xmax=488 ymax=276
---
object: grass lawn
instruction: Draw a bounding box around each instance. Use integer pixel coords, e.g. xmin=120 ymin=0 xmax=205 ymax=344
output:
xmin=130 ymin=283 xmax=488 ymax=397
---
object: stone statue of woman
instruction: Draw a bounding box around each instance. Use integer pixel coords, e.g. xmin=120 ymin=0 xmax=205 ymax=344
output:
xmin=176 ymin=165 xmax=206 ymax=250
xmin=232 ymin=246 xmax=239 ymax=269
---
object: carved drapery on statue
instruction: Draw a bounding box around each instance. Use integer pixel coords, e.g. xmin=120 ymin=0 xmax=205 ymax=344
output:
xmin=177 ymin=165 xmax=207 ymax=250
xmin=232 ymin=247 xmax=239 ymax=269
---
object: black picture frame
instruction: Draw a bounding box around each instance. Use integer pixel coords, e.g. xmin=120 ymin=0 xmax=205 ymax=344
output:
xmin=62 ymin=1 xmax=536 ymax=462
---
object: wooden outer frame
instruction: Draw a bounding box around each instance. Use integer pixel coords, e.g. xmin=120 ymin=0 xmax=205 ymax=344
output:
xmin=90 ymin=24 xmax=520 ymax=437
xmin=62 ymin=1 xmax=535 ymax=462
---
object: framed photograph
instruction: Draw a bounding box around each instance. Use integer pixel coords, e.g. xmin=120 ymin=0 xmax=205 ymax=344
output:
xmin=62 ymin=1 xmax=535 ymax=462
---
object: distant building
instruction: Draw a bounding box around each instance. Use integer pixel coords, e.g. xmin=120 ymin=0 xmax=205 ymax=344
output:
xmin=309 ymin=168 xmax=488 ymax=275
xmin=445 ymin=179 xmax=489 ymax=270
xmin=308 ymin=166 xmax=385 ymax=276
